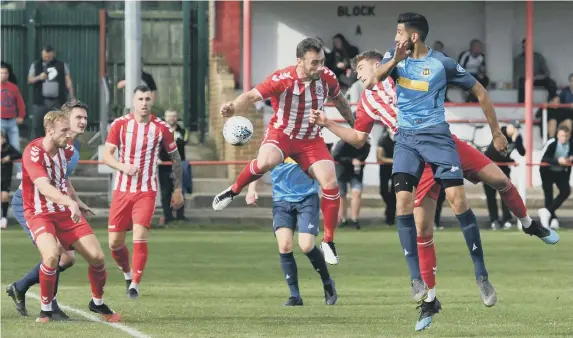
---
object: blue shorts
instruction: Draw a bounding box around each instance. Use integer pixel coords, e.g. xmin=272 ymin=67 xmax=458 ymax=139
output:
xmin=11 ymin=189 xmax=34 ymax=244
xmin=393 ymin=122 xmax=463 ymax=182
xmin=272 ymin=194 xmax=320 ymax=236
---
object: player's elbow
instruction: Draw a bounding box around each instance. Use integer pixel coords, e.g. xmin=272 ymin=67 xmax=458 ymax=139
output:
xmin=471 ymin=82 xmax=488 ymax=102
xmin=245 ymin=89 xmax=262 ymax=104
xmin=353 ymin=133 xmax=368 ymax=149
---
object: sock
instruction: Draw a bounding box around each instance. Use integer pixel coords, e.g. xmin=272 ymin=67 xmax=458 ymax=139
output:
xmin=15 ymin=262 xmax=41 ymax=293
xmin=424 ymin=287 xmax=436 ymax=303
xmin=132 ymin=240 xmax=148 ymax=284
xmin=321 ymin=187 xmax=340 ymax=243
xmin=88 ymin=264 xmax=107 ymax=301
xmin=231 ymin=159 xmax=265 ymax=194
xmin=111 ymin=245 xmax=131 ymax=275
xmin=417 ymin=235 xmax=437 ymax=289
xmin=305 ymin=246 xmax=332 ymax=284
xmin=498 ymin=181 xmax=530 ymax=227
xmin=397 ymin=214 xmax=421 ymax=280
xmin=1 ymin=202 xmax=8 ymax=217
xmin=279 ymin=252 xmax=300 ymax=298
xmin=457 ymin=209 xmax=488 ymax=279
xmin=39 ymin=263 xmax=57 ymax=312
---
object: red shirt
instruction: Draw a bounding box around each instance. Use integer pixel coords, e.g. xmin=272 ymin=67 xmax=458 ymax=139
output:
xmin=106 ymin=114 xmax=177 ymax=193
xmin=254 ymin=66 xmax=341 ymax=140
xmin=21 ymin=138 xmax=75 ymax=217
xmin=354 ymin=78 xmax=399 ymax=134
xmin=1 ymin=81 xmax=26 ymax=119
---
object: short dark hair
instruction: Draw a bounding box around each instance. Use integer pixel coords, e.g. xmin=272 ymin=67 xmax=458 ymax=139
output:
xmin=397 ymin=12 xmax=429 ymax=42
xmin=133 ymin=85 xmax=151 ymax=94
xmin=296 ymin=38 xmax=323 ymax=58
xmin=351 ymin=50 xmax=384 ymax=70
xmin=557 ymin=125 xmax=571 ymax=134
xmin=61 ymin=99 xmax=88 ymax=113
xmin=42 ymin=45 xmax=54 ymax=53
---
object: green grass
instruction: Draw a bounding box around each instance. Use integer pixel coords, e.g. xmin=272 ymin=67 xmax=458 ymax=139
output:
xmin=2 ymin=225 xmax=572 ymax=337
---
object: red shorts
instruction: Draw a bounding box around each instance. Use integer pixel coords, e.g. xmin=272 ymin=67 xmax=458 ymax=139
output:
xmin=414 ymin=135 xmax=492 ymax=207
xmin=261 ymin=127 xmax=332 ymax=172
xmin=26 ymin=213 xmax=94 ymax=250
xmin=108 ymin=191 xmax=156 ymax=232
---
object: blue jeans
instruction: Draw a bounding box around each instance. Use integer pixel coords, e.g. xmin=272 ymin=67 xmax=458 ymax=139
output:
xmin=1 ymin=118 xmax=21 ymax=173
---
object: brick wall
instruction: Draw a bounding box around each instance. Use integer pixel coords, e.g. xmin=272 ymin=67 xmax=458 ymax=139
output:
xmin=211 ymin=0 xmax=241 ymax=87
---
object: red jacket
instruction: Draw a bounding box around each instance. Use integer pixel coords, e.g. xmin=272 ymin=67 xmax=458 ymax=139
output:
xmin=1 ymin=81 xmax=25 ymax=119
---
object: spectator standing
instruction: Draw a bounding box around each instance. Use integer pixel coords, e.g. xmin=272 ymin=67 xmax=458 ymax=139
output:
xmin=332 ymin=138 xmax=371 ymax=229
xmin=547 ymin=73 xmax=573 ymax=138
xmin=27 ymin=46 xmax=74 ymax=138
xmin=1 ymin=131 xmax=21 ymax=228
xmin=158 ymin=109 xmax=188 ymax=224
xmin=1 ymin=64 xmax=26 ymax=174
xmin=432 ymin=41 xmax=447 ymax=57
xmin=483 ymin=122 xmax=525 ymax=230
xmin=377 ymin=128 xmax=395 ymax=225
xmin=513 ymin=39 xmax=557 ymax=103
xmin=459 ymin=39 xmax=489 ymax=102
xmin=539 ymin=125 xmax=573 ymax=230
xmin=327 ymin=34 xmax=359 ymax=91
xmin=1 ymin=61 xmax=18 ymax=85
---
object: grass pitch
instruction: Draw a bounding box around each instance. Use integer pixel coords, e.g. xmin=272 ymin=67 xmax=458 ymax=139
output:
xmin=2 ymin=224 xmax=572 ymax=337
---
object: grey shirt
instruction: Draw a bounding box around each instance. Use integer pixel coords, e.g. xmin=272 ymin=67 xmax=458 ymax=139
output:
xmin=28 ymin=62 xmax=70 ymax=99
xmin=512 ymin=52 xmax=549 ymax=87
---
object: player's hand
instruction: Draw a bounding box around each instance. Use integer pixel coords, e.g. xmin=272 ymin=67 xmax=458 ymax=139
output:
xmin=78 ymin=201 xmax=95 ymax=217
xmin=309 ymin=109 xmax=328 ymax=127
xmin=393 ymin=39 xmax=411 ymax=62
xmin=122 ymin=163 xmax=139 ymax=176
xmin=69 ymin=201 xmax=81 ymax=223
xmin=170 ymin=188 xmax=184 ymax=210
xmin=220 ymin=102 xmax=235 ymax=118
xmin=492 ymin=131 xmax=509 ymax=156
xmin=246 ymin=190 xmax=258 ymax=206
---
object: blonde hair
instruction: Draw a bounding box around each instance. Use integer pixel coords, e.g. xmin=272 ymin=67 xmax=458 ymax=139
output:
xmin=43 ymin=110 xmax=68 ymax=129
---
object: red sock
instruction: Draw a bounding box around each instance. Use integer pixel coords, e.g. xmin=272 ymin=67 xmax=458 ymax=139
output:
xmin=417 ymin=236 xmax=437 ymax=289
xmin=39 ymin=263 xmax=57 ymax=310
xmin=132 ymin=240 xmax=148 ymax=284
xmin=231 ymin=159 xmax=265 ymax=194
xmin=111 ymin=245 xmax=131 ymax=273
xmin=88 ymin=264 xmax=107 ymax=299
xmin=498 ymin=180 xmax=527 ymax=218
xmin=321 ymin=187 xmax=340 ymax=243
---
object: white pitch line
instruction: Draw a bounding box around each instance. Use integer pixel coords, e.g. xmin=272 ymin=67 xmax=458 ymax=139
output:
xmin=27 ymin=292 xmax=152 ymax=338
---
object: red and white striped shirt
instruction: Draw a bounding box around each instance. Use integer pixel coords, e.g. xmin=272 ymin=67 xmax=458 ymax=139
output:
xmin=254 ymin=65 xmax=341 ymax=140
xmin=354 ymin=78 xmax=399 ymax=134
xmin=106 ymin=114 xmax=177 ymax=193
xmin=21 ymin=138 xmax=75 ymax=217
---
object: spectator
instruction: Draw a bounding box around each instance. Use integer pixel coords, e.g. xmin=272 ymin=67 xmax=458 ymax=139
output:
xmin=1 ymin=64 xmax=26 ymax=174
xmin=1 ymin=131 xmax=21 ymax=228
xmin=547 ymin=73 xmax=573 ymax=138
xmin=158 ymin=109 xmax=188 ymax=225
xmin=483 ymin=121 xmax=525 ymax=230
xmin=432 ymin=41 xmax=447 ymax=57
xmin=539 ymin=125 xmax=573 ymax=230
xmin=513 ymin=38 xmax=557 ymax=103
xmin=1 ymin=61 xmax=18 ymax=85
xmin=27 ymin=45 xmax=74 ymax=138
xmin=117 ymin=70 xmax=158 ymax=104
xmin=459 ymin=39 xmax=489 ymax=102
xmin=332 ymin=138 xmax=371 ymax=229
xmin=327 ymin=34 xmax=359 ymax=90
xmin=377 ymin=128 xmax=395 ymax=225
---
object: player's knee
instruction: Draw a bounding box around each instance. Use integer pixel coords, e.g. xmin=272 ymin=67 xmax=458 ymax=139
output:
xmin=42 ymin=251 xmax=60 ymax=269
xmin=297 ymin=235 xmax=315 ymax=253
xmin=60 ymin=254 xmax=76 ymax=268
xmin=108 ymin=240 xmax=124 ymax=251
xmin=416 ymin=220 xmax=434 ymax=237
xmin=87 ymin=251 xmax=106 ymax=266
xmin=445 ymin=187 xmax=469 ymax=213
xmin=278 ymin=242 xmax=293 ymax=254
xmin=320 ymin=178 xmax=338 ymax=190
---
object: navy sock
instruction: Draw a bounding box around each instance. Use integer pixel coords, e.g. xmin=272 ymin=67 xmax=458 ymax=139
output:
xmin=397 ymin=214 xmax=422 ymax=280
xmin=53 ymin=263 xmax=70 ymax=296
xmin=279 ymin=252 xmax=300 ymax=298
xmin=14 ymin=262 xmax=41 ymax=293
xmin=457 ymin=209 xmax=488 ymax=279
xmin=305 ymin=246 xmax=332 ymax=285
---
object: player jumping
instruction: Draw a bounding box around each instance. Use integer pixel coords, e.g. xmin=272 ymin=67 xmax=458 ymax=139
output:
xmin=246 ymin=157 xmax=337 ymax=306
xmin=6 ymin=100 xmax=93 ymax=320
xmin=103 ymin=85 xmax=184 ymax=299
xmin=211 ymin=38 xmax=355 ymax=265
xmin=19 ymin=110 xmax=119 ymax=323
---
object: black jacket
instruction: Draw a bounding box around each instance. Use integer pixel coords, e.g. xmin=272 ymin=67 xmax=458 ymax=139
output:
xmin=485 ymin=126 xmax=525 ymax=163
xmin=332 ymin=140 xmax=371 ymax=181
xmin=540 ymin=138 xmax=573 ymax=176
xmin=33 ymin=58 xmax=67 ymax=105
xmin=1 ymin=142 xmax=21 ymax=182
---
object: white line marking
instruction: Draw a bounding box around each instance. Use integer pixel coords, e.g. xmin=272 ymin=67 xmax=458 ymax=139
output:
xmin=27 ymin=292 xmax=151 ymax=338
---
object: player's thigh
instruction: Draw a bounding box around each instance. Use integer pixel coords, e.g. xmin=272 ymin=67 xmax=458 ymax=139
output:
xmin=259 ymin=127 xmax=289 ymax=170
xmin=296 ymin=138 xmax=336 ymax=188
xmin=72 ymin=232 xmax=105 ymax=266
xmin=474 ymin=163 xmax=510 ymax=191
xmin=295 ymin=195 xmax=320 ymax=253
xmin=454 ymin=135 xmax=492 ymax=182
xmin=444 ymin=185 xmax=470 ymax=214
xmin=57 ymin=215 xmax=95 ymax=251
xmin=108 ymin=191 xmax=134 ymax=232
xmin=131 ymin=192 xmax=157 ymax=232
xmin=273 ymin=201 xmax=296 ymax=253
xmin=415 ymin=164 xmax=441 ymax=207
xmin=414 ymin=196 xmax=438 ymax=237
xmin=28 ymin=216 xmax=60 ymax=266
xmin=417 ymin=123 xmax=463 ymax=181
xmin=392 ymin=132 xmax=425 ymax=180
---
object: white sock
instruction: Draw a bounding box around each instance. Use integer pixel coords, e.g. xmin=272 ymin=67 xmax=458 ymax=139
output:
xmin=92 ymin=297 xmax=104 ymax=306
xmin=424 ymin=288 xmax=436 ymax=302
xmin=124 ymin=271 xmax=132 ymax=280
xmin=41 ymin=301 xmax=53 ymax=312
xmin=519 ymin=216 xmax=533 ymax=228
xmin=129 ymin=282 xmax=139 ymax=291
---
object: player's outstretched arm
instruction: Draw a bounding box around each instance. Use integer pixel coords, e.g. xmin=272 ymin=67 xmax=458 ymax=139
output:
xmin=330 ymin=93 xmax=355 ymax=127
xmin=245 ymin=180 xmax=261 ymax=205
xmin=310 ymin=109 xmax=368 ymax=149
xmin=470 ymin=82 xmax=508 ymax=154
xmin=222 ymin=89 xmax=263 ymax=117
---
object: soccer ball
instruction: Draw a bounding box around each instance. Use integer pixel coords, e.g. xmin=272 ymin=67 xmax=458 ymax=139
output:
xmin=223 ymin=116 xmax=254 ymax=146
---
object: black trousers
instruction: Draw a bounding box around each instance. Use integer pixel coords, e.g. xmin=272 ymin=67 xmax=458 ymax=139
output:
xmin=434 ymin=187 xmax=446 ymax=226
xmin=483 ymin=166 xmax=512 ymax=223
xmin=158 ymin=167 xmax=184 ymax=222
xmin=379 ymin=166 xmax=395 ymax=223
xmin=541 ymin=170 xmax=571 ymax=218
xmin=518 ymin=77 xmax=558 ymax=103
xmin=31 ymin=99 xmax=61 ymax=139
